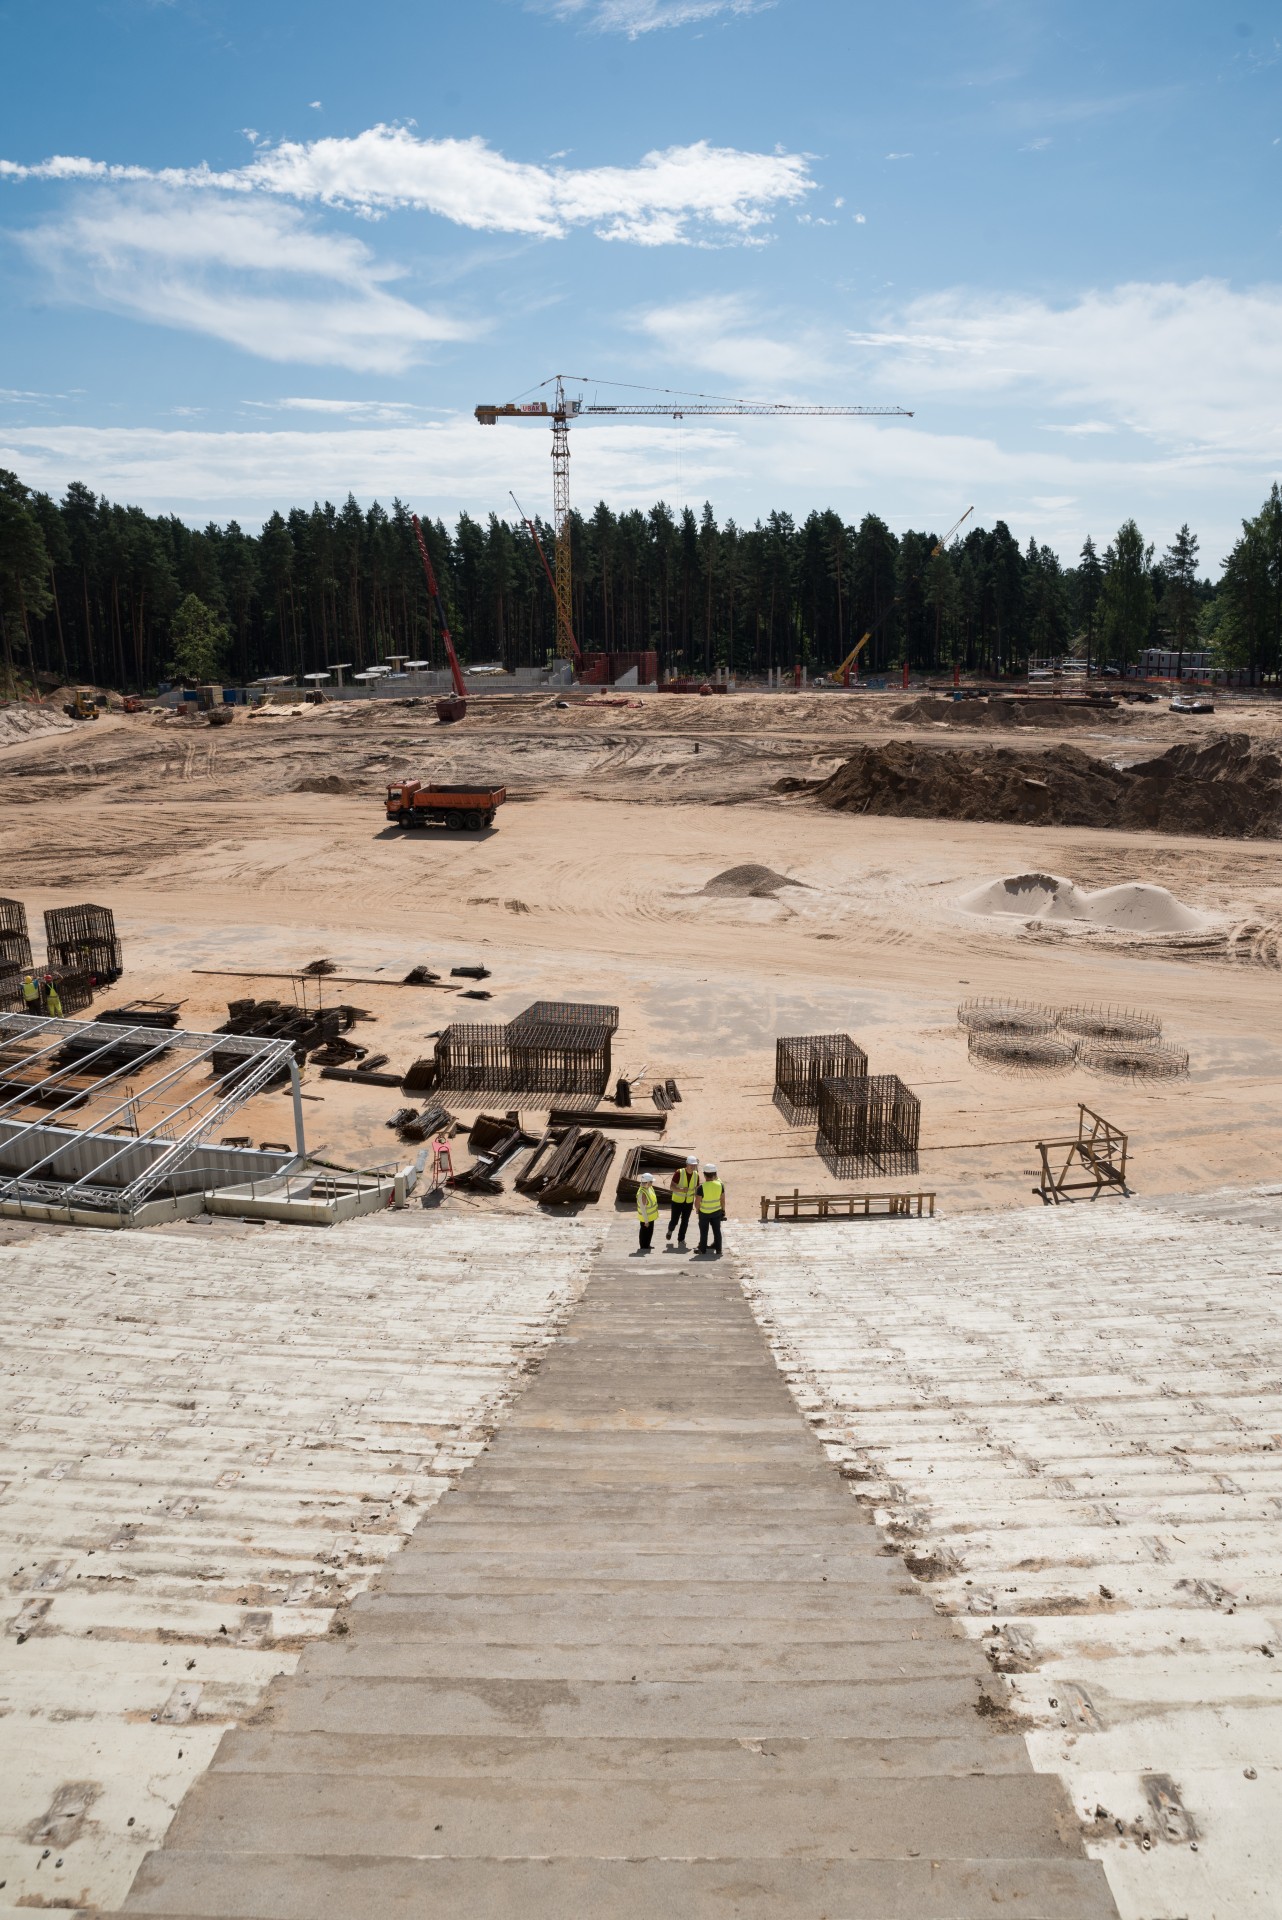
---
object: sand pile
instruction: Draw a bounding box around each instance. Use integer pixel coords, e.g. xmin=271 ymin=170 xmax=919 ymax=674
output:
xmin=292 ymin=773 xmax=358 ymax=794
xmin=893 ymin=697 xmax=1124 ymax=731
xmin=0 ymin=704 xmax=75 ymax=749
xmin=813 ymin=734 xmax=1282 ymax=840
xmin=959 ymin=872 xmax=1207 ymax=933
xmin=700 ymin=864 xmax=805 ymax=897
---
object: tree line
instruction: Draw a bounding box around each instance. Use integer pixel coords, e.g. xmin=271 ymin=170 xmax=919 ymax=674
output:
xmin=2 ymin=467 xmax=1280 ymax=693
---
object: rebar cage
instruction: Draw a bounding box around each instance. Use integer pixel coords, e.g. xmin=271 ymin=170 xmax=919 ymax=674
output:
xmin=816 ymin=1073 xmax=921 ymax=1178
xmin=44 ymin=904 xmax=123 ymax=981
xmin=434 ymin=1011 xmax=614 ymax=1099
xmin=774 ymin=1032 xmax=869 ymax=1124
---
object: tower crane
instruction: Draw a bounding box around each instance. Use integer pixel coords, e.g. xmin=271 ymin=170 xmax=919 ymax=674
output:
xmin=477 ymin=376 xmax=913 ymax=665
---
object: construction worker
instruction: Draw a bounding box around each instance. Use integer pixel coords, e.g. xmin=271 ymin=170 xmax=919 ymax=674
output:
xmin=666 ymin=1154 xmax=699 ymax=1250
xmin=696 ymin=1163 xmax=725 ymax=1258
xmin=44 ymin=978 xmax=63 ymax=1018
xmin=635 ymin=1171 xmax=659 ymax=1255
xmin=21 ymin=972 xmax=39 ymax=1015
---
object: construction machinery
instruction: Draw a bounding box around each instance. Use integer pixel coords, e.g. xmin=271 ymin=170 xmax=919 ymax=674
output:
xmin=63 ymin=687 xmax=99 ymax=721
xmin=411 ymin=514 xmax=468 ymax=722
xmin=831 ymin=507 xmax=975 ymax=686
xmin=385 ymin=780 xmax=506 ymax=832
xmin=478 ymin=377 xmax=912 ymax=674
xmin=932 ymin=505 xmax=974 ymax=558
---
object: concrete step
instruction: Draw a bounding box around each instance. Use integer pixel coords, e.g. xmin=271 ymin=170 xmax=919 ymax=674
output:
xmin=124 ymin=1852 xmax=1119 ymax=1919
xmin=345 ymin=1595 xmax=958 ymax=1639
xmin=165 ymin=1769 xmax=1083 ymax=1861
xmin=211 ymin=1730 xmax=1036 ymax=1781
xmin=265 ymin=1672 xmax=1000 ymax=1738
xmin=301 ymin=1636 xmax=981 ymax=1681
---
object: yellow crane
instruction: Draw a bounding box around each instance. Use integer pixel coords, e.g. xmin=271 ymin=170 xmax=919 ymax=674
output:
xmin=932 ymin=504 xmax=974 ymax=557
xmin=477 ymin=376 xmax=913 ymax=662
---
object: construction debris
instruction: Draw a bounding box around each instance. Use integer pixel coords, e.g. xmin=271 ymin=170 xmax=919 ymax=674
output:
xmin=449 ymin=1116 xmax=539 ymax=1193
xmin=318 ymin=1065 xmax=404 ymax=1088
xmin=403 ymin=965 xmax=442 ymax=985
xmin=451 ymin=965 xmax=492 ymax=980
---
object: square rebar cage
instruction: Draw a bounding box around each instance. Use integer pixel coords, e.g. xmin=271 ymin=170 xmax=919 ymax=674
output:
xmin=816 ymin=1073 xmax=920 ymax=1178
xmin=774 ymin=1032 xmax=868 ymax=1124
xmin=434 ymin=1019 xmax=613 ymax=1100
xmin=44 ymin=904 xmax=123 ymax=981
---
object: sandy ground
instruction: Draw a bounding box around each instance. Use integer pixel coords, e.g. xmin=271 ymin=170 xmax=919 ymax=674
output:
xmin=3 ymin=689 xmax=1282 ymax=1219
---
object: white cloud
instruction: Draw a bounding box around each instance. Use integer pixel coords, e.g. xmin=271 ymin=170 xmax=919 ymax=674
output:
xmin=0 ymin=410 xmax=1267 ymax=565
xmin=2 ymin=126 xmax=813 ymax=244
xmin=847 ymin=279 xmax=1282 ymax=456
xmin=638 ymin=292 xmax=839 ymax=390
xmin=15 ymin=188 xmax=468 ymax=373
xmin=533 ymin=0 xmax=773 ymax=36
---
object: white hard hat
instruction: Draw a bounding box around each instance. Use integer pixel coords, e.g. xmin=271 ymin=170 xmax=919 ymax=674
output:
xmin=704 ymin=1162 xmax=717 ymax=1174
xmin=685 ymin=1155 xmax=698 ymax=1165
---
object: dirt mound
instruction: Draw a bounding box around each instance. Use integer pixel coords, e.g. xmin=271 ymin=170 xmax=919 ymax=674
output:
xmin=292 ymin=773 xmax=357 ymax=794
xmin=893 ymin=697 xmax=1124 ymax=731
xmin=0 ymin=704 xmax=75 ymax=749
xmin=700 ymin=863 xmax=805 ymax=897
xmin=813 ymin=733 xmax=1282 ymax=840
xmin=959 ymin=872 xmax=1207 ymax=932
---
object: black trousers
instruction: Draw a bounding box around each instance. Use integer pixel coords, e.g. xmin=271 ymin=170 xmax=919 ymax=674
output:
xmin=666 ymin=1200 xmax=693 ymax=1243
xmin=638 ymin=1219 xmax=655 ymax=1251
xmin=697 ymin=1209 xmax=723 ymax=1255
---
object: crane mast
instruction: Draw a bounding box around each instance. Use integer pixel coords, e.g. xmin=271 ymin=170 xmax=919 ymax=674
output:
xmin=478 ymin=377 xmax=913 ymax=678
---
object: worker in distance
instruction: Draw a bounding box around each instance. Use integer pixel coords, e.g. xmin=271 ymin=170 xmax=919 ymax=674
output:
xmin=665 ymin=1155 xmax=700 ymax=1251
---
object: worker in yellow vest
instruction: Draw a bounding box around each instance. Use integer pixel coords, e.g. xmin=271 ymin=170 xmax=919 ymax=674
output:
xmin=21 ymin=973 xmax=39 ymax=1015
xmin=635 ymin=1172 xmax=659 ymax=1255
xmin=44 ymin=978 xmax=63 ymax=1018
xmin=665 ymin=1154 xmax=700 ymax=1250
xmin=696 ymin=1163 xmax=725 ymax=1258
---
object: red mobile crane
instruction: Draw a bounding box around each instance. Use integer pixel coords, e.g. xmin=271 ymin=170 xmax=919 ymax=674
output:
xmin=411 ymin=513 xmax=468 ymax=723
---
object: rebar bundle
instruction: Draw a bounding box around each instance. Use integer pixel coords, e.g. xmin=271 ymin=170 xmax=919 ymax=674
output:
xmin=774 ymin=1032 xmax=869 ymax=1124
xmin=509 ymin=1001 xmax=621 ymax=1034
xmin=817 ymin=1073 xmax=921 ymax=1178
xmin=1079 ymin=1039 xmax=1189 ymax=1078
xmin=968 ymin=1030 xmax=1079 ymax=1074
xmin=44 ymin=903 xmax=123 ymax=982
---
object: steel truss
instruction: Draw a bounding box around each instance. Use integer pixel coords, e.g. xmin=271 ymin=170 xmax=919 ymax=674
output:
xmin=0 ymin=1012 xmax=299 ymax=1218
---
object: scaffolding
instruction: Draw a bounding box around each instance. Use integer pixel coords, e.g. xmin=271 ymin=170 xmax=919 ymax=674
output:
xmin=774 ymin=1032 xmax=868 ymax=1124
xmin=817 ymin=1073 xmax=921 ymax=1178
xmin=44 ymin=903 xmax=123 ymax=982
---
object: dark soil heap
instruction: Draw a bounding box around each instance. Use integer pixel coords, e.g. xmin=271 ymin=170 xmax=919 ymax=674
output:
xmin=700 ymin=863 xmax=806 ymax=896
xmin=813 ymin=733 xmax=1282 ymax=839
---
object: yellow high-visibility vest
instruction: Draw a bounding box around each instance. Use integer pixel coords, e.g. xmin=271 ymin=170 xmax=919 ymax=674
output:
xmin=636 ymin=1184 xmax=659 ymax=1224
xmin=698 ymin=1178 xmax=723 ymax=1214
xmin=672 ymin=1168 xmax=698 ymax=1204
xmin=21 ymin=976 xmax=38 ymax=1006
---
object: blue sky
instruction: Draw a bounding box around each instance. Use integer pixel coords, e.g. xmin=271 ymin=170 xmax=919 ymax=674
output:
xmin=1 ymin=0 xmax=1279 ymax=566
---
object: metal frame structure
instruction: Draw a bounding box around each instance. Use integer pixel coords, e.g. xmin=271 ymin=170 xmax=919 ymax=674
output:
xmin=774 ymin=1033 xmax=868 ymax=1125
xmin=0 ymin=1012 xmax=302 ymax=1220
xmin=816 ymin=1073 xmax=921 ymax=1179
xmin=44 ymin=903 xmax=123 ymax=980
xmin=1035 ymin=1104 xmax=1129 ymax=1204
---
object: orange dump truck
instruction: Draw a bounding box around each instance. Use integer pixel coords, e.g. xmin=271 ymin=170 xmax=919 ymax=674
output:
xmin=385 ymin=779 xmax=506 ymax=831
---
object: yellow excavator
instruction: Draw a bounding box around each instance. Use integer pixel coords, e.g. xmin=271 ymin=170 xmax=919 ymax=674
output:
xmin=833 ymin=507 xmax=974 ymax=686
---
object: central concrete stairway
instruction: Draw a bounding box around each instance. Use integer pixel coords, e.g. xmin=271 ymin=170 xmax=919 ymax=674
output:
xmin=124 ymin=1232 xmax=1118 ymax=1918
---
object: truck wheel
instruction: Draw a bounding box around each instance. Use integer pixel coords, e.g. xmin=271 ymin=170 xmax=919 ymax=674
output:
xmin=446 ymin=814 xmax=463 ymax=831
xmin=465 ymin=811 xmax=483 ymax=832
